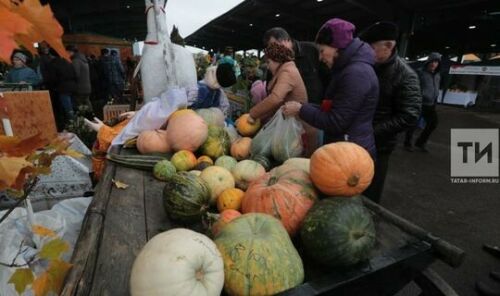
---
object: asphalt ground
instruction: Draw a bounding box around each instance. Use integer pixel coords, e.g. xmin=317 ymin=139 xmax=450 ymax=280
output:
xmin=381 ymin=105 xmax=500 ymax=296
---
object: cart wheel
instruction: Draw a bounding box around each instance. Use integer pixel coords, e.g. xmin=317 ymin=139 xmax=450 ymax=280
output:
xmin=414 ymin=268 xmax=459 ymax=296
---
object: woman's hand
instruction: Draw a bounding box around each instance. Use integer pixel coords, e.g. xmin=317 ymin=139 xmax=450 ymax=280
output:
xmin=119 ymin=111 xmax=136 ymax=120
xmin=84 ymin=117 xmax=105 ymax=132
xmin=282 ymin=101 xmax=302 ymax=117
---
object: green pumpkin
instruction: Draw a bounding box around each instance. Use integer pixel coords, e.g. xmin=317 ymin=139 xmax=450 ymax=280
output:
xmin=153 ymin=160 xmax=177 ymax=181
xmin=196 ymin=108 xmax=225 ymax=127
xmin=250 ymin=154 xmax=272 ymax=171
xmin=162 ymin=172 xmax=211 ymax=223
xmin=199 ymin=125 xmax=231 ymax=159
xmin=214 ymin=155 xmax=238 ymax=171
xmin=300 ymin=198 xmax=376 ymax=267
xmin=215 ymin=213 xmax=304 ymax=296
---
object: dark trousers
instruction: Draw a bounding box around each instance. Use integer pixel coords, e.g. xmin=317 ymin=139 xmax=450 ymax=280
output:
xmin=405 ymin=105 xmax=438 ymax=147
xmin=364 ymin=151 xmax=391 ymax=203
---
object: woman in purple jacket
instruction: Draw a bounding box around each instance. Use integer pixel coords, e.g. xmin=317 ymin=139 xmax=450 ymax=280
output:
xmin=283 ymin=18 xmax=379 ymax=158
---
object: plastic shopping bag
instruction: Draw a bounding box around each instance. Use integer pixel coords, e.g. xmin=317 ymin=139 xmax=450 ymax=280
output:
xmin=271 ymin=109 xmax=304 ymax=163
xmin=250 ymin=112 xmax=280 ymax=158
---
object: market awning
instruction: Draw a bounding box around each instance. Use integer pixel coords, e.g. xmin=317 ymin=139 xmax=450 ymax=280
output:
xmin=185 ymin=0 xmax=500 ymax=57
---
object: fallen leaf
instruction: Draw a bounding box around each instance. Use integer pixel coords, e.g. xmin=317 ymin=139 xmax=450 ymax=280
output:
xmin=32 ymin=225 xmax=57 ymax=237
xmin=32 ymin=271 xmax=50 ymax=296
xmin=0 ymin=133 xmax=48 ymax=157
xmin=112 ymin=179 xmax=129 ymax=189
xmin=0 ymin=156 xmax=32 ymax=190
xmin=62 ymin=148 xmax=83 ymax=159
xmin=39 ymin=238 xmax=70 ymax=261
xmin=46 ymin=259 xmax=72 ymax=294
xmin=8 ymin=268 xmax=34 ymax=294
xmin=0 ymin=4 xmax=32 ymax=63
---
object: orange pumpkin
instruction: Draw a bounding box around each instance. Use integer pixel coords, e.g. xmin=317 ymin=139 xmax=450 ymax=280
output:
xmin=168 ymin=109 xmax=197 ymax=122
xmin=197 ymin=156 xmax=214 ymax=165
xmin=171 ymin=150 xmax=198 ymax=171
xmin=136 ymin=130 xmax=170 ymax=154
xmin=242 ymin=165 xmax=318 ymax=236
xmin=212 ymin=209 xmax=241 ymax=236
xmin=310 ymin=142 xmax=374 ymax=197
xmin=166 ymin=112 xmax=208 ymax=152
xmin=236 ymin=114 xmax=261 ymax=137
xmin=230 ymin=137 xmax=252 ymax=160
xmin=217 ymin=188 xmax=244 ymax=212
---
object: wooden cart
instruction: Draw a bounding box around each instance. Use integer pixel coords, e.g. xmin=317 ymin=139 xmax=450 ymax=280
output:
xmin=62 ymin=147 xmax=464 ymax=296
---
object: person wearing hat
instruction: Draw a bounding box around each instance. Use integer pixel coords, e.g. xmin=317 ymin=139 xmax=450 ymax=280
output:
xmin=359 ymin=21 xmax=422 ymax=202
xmin=283 ymin=18 xmax=379 ymax=159
xmin=5 ymin=52 xmax=40 ymax=86
xmin=190 ymin=63 xmax=236 ymax=115
xmin=404 ymin=52 xmax=442 ymax=152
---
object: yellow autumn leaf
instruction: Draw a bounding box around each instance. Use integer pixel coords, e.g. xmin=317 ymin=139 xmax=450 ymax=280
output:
xmin=112 ymin=179 xmax=129 ymax=189
xmin=0 ymin=156 xmax=32 ymax=190
xmin=32 ymin=225 xmax=57 ymax=237
xmin=62 ymin=148 xmax=83 ymax=159
xmin=32 ymin=272 xmax=50 ymax=296
xmin=46 ymin=259 xmax=72 ymax=294
xmin=39 ymin=238 xmax=70 ymax=261
xmin=8 ymin=268 xmax=34 ymax=294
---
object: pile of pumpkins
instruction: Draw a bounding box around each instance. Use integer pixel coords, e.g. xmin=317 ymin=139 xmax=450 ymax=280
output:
xmin=129 ymin=108 xmax=378 ymax=296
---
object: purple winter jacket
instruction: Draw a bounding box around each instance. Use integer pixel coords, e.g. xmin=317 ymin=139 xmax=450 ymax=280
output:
xmin=299 ymin=38 xmax=379 ymax=158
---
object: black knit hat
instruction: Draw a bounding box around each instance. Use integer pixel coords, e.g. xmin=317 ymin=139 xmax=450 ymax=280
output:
xmin=216 ymin=63 xmax=237 ymax=88
xmin=359 ymin=21 xmax=399 ymax=44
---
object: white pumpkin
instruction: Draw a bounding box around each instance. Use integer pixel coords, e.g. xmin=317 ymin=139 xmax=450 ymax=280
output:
xmin=200 ymin=166 xmax=235 ymax=204
xmin=130 ymin=229 xmax=224 ymax=296
xmin=231 ymin=160 xmax=266 ymax=190
xmin=214 ymin=155 xmax=238 ymax=172
xmin=196 ymin=108 xmax=225 ymax=127
xmin=284 ymin=158 xmax=311 ymax=174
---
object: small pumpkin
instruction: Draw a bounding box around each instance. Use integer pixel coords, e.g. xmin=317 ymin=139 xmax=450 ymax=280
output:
xmin=215 ymin=213 xmax=304 ymax=296
xmin=217 ymin=188 xmax=244 ymax=212
xmin=211 ymin=209 xmax=241 ymax=236
xmin=310 ymin=142 xmax=374 ymax=197
xmin=189 ymin=170 xmax=202 ymax=177
xmin=199 ymin=126 xmax=231 ymax=159
xmin=162 ymin=172 xmax=211 ymax=223
xmin=250 ymin=154 xmax=272 ymax=171
xmin=166 ymin=111 xmax=208 ymax=152
xmin=130 ymin=228 xmax=224 ymax=296
xmin=195 ymin=162 xmax=212 ymax=171
xmin=153 ymin=160 xmax=176 ymax=181
xmin=196 ymin=108 xmax=225 ymax=127
xmin=236 ymin=114 xmax=261 ymax=137
xmin=242 ymin=165 xmax=318 ymax=236
xmin=214 ymin=155 xmax=238 ymax=172
xmin=197 ymin=155 xmax=214 ymax=165
xmin=230 ymin=137 xmax=252 ymax=160
xmin=301 ymin=198 xmax=376 ymax=267
xmin=136 ymin=130 xmax=170 ymax=154
xmin=284 ymin=157 xmax=310 ymax=173
xmin=231 ymin=160 xmax=266 ymax=190
xmin=200 ymin=166 xmax=235 ymax=204
xmin=171 ymin=150 xmax=197 ymax=171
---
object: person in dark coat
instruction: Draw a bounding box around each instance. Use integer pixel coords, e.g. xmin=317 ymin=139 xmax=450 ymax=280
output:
xmin=263 ymin=27 xmax=326 ymax=105
xmin=404 ymin=52 xmax=442 ymax=152
xmin=66 ymin=45 xmax=93 ymax=113
xmin=283 ymin=18 xmax=379 ymax=159
xmin=46 ymin=49 xmax=77 ymax=126
xmin=359 ymin=21 xmax=422 ymax=202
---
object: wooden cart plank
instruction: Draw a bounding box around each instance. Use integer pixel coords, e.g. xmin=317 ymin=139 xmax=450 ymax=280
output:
xmin=143 ymin=173 xmax=173 ymax=240
xmin=61 ymin=148 xmax=118 ymax=296
xmin=89 ymin=165 xmax=147 ymax=296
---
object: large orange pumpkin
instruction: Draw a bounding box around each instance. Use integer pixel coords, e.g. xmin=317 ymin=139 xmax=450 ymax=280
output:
xmin=236 ymin=114 xmax=261 ymax=137
xmin=166 ymin=111 xmax=208 ymax=152
xmin=136 ymin=130 xmax=170 ymax=154
xmin=168 ymin=109 xmax=197 ymax=122
xmin=230 ymin=137 xmax=252 ymax=160
xmin=310 ymin=142 xmax=374 ymax=197
xmin=242 ymin=165 xmax=318 ymax=236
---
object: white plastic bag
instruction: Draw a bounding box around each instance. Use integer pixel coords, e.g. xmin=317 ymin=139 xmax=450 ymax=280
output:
xmin=112 ymin=87 xmax=189 ymax=146
xmin=271 ymin=109 xmax=304 ymax=163
xmin=250 ymin=111 xmax=281 ymax=157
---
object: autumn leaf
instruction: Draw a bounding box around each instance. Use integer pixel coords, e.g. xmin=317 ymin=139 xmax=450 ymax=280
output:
xmin=32 ymin=271 xmax=50 ymax=296
xmin=0 ymin=133 xmax=48 ymax=157
xmin=62 ymin=148 xmax=83 ymax=159
xmin=39 ymin=238 xmax=70 ymax=261
xmin=0 ymin=156 xmax=32 ymax=190
xmin=0 ymin=5 xmax=32 ymax=63
xmin=33 ymin=225 xmax=57 ymax=238
xmin=46 ymin=259 xmax=72 ymax=294
xmin=112 ymin=179 xmax=130 ymax=189
xmin=8 ymin=268 xmax=34 ymax=294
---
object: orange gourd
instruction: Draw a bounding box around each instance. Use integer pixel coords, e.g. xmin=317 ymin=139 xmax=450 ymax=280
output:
xmin=212 ymin=209 xmax=242 ymax=236
xmin=310 ymin=142 xmax=374 ymax=197
xmin=217 ymin=188 xmax=244 ymax=212
xmin=171 ymin=150 xmax=198 ymax=171
xmin=236 ymin=114 xmax=261 ymax=137
xmin=166 ymin=111 xmax=208 ymax=152
xmin=197 ymin=155 xmax=214 ymax=165
xmin=242 ymin=165 xmax=318 ymax=236
xmin=136 ymin=130 xmax=170 ymax=154
xmin=230 ymin=137 xmax=252 ymax=160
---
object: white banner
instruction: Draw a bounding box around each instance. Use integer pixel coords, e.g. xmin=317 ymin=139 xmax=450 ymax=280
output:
xmin=449 ymin=65 xmax=500 ymax=76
